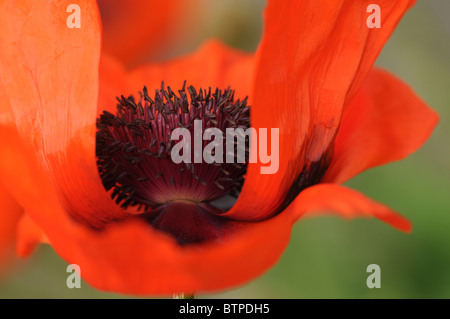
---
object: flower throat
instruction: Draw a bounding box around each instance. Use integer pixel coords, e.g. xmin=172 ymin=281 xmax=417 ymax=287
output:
xmin=96 ymin=82 xmax=250 ymax=213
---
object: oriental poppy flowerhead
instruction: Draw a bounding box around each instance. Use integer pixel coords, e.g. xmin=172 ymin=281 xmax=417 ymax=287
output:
xmin=0 ymin=0 xmax=438 ymax=296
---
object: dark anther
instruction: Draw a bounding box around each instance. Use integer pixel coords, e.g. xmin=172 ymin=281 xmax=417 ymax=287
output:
xmin=96 ymin=82 xmax=251 ymax=211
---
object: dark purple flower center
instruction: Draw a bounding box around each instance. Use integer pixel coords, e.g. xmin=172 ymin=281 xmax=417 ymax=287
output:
xmin=96 ymin=82 xmax=250 ymax=244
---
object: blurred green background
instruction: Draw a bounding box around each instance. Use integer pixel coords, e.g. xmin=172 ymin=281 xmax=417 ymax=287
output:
xmin=0 ymin=0 xmax=449 ymax=298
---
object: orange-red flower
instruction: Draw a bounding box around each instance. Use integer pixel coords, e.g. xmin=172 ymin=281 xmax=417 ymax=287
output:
xmin=0 ymin=0 xmax=438 ymax=295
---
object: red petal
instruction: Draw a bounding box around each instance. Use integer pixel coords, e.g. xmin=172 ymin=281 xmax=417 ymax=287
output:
xmin=323 ymin=68 xmax=439 ymax=184
xmin=224 ymin=0 xmax=416 ymax=221
xmin=0 ymin=0 xmax=128 ymax=227
xmin=0 ymin=181 xmax=23 ymax=271
xmin=98 ymin=0 xmax=201 ymax=67
xmin=288 ymin=184 xmax=411 ymax=232
xmin=16 ymin=213 xmax=48 ymax=258
xmin=98 ymin=53 xmax=130 ymax=115
xmin=127 ymin=40 xmax=254 ymax=104
xmin=98 ymin=40 xmax=254 ymax=117
xmin=0 ymin=82 xmax=14 ymax=126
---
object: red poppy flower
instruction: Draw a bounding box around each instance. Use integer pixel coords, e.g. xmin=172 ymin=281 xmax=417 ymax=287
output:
xmin=0 ymin=0 xmax=438 ymax=296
